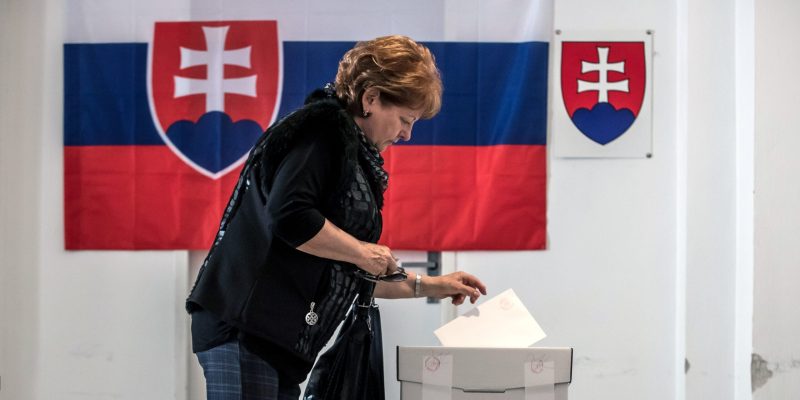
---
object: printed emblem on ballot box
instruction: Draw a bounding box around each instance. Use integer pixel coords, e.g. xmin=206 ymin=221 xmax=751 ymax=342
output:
xmin=560 ymin=41 xmax=645 ymax=146
xmin=148 ymin=20 xmax=281 ymax=178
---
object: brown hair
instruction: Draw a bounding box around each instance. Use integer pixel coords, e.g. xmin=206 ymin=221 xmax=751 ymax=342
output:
xmin=335 ymin=35 xmax=442 ymax=119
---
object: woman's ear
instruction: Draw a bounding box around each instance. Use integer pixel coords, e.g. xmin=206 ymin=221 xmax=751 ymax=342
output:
xmin=361 ymin=87 xmax=380 ymax=111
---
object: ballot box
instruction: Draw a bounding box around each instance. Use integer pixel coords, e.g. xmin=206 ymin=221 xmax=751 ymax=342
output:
xmin=397 ymin=347 xmax=573 ymax=400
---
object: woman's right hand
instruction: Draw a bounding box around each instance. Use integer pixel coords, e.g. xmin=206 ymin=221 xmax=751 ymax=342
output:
xmin=356 ymin=242 xmax=399 ymax=276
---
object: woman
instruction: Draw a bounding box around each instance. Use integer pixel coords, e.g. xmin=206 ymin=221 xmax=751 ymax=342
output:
xmin=186 ymin=35 xmax=487 ymax=399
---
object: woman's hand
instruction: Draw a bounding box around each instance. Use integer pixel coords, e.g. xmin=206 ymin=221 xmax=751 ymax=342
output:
xmin=355 ymin=242 xmax=399 ymax=276
xmin=296 ymin=220 xmax=399 ymax=276
xmin=423 ymin=271 xmax=487 ymax=305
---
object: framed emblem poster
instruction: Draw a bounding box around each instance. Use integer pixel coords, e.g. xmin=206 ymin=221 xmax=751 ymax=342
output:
xmin=553 ymin=30 xmax=653 ymax=158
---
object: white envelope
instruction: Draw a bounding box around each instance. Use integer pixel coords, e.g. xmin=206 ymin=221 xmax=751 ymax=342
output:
xmin=434 ymin=288 xmax=546 ymax=347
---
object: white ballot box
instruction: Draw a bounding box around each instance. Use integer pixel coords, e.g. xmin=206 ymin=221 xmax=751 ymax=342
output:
xmin=397 ymin=347 xmax=573 ymax=400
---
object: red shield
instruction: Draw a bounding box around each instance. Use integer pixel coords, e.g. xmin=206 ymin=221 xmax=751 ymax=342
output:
xmin=561 ymin=41 xmax=645 ymax=145
xmin=148 ymin=20 xmax=280 ymax=178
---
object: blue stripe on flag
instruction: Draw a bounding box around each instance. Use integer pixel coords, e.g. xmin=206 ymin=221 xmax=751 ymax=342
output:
xmin=64 ymin=41 xmax=547 ymax=146
xmin=64 ymin=43 xmax=163 ymax=146
xmin=280 ymin=41 xmax=549 ymax=146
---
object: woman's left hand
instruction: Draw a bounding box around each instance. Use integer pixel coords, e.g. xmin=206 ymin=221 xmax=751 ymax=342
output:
xmin=424 ymin=271 xmax=487 ymax=305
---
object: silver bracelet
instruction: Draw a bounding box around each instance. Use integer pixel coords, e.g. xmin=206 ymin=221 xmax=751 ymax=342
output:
xmin=415 ymin=273 xmax=422 ymax=298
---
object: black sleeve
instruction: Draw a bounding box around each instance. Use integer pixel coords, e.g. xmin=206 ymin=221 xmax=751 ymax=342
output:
xmin=266 ymin=135 xmax=338 ymax=247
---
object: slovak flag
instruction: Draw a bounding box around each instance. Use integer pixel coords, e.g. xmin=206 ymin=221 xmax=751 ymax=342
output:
xmin=63 ymin=1 xmax=551 ymax=250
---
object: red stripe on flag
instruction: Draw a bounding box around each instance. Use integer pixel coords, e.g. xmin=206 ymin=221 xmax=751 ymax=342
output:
xmin=381 ymin=145 xmax=547 ymax=250
xmin=65 ymin=145 xmax=546 ymax=250
xmin=64 ymin=146 xmax=240 ymax=250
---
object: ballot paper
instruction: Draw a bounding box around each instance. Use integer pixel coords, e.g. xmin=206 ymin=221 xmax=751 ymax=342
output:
xmin=434 ymin=288 xmax=546 ymax=347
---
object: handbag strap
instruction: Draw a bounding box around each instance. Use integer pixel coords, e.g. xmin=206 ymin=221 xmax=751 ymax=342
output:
xmin=353 ymin=281 xmax=378 ymax=331
xmin=355 ymin=281 xmax=377 ymax=307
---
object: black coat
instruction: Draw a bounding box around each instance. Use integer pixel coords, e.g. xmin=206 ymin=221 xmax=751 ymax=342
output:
xmin=186 ymin=92 xmax=383 ymax=369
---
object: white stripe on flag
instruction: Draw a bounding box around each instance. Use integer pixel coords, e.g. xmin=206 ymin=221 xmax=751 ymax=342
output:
xmin=66 ymin=0 xmax=552 ymax=43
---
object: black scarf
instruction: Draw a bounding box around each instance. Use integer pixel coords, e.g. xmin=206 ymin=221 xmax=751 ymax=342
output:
xmin=322 ymin=83 xmax=389 ymax=207
xmin=356 ymin=126 xmax=389 ymax=193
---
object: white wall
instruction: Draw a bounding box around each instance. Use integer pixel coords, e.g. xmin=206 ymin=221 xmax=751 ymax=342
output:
xmin=1 ymin=0 xmax=45 ymax=398
xmin=457 ymin=0 xmax=682 ymax=398
xmin=1 ymin=1 xmax=190 ymax=399
xmin=685 ymin=0 xmax=743 ymax=399
xmin=2 ymin=0 xmax=791 ymax=399
xmin=752 ymin=0 xmax=800 ymax=397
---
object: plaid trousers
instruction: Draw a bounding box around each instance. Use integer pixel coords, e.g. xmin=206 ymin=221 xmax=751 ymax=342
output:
xmin=196 ymin=340 xmax=301 ymax=400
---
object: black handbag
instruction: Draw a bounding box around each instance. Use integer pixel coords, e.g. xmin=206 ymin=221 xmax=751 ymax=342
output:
xmin=303 ymin=283 xmax=385 ymax=400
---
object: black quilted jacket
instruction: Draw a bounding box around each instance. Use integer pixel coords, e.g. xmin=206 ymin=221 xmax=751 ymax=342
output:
xmin=186 ymin=89 xmax=384 ymax=376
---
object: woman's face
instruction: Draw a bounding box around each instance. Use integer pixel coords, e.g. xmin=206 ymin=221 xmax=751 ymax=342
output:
xmin=356 ymin=88 xmax=421 ymax=152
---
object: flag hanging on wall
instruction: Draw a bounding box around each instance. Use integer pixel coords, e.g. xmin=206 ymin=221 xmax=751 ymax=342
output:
xmin=64 ymin=0 xmax=551 ymax=250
